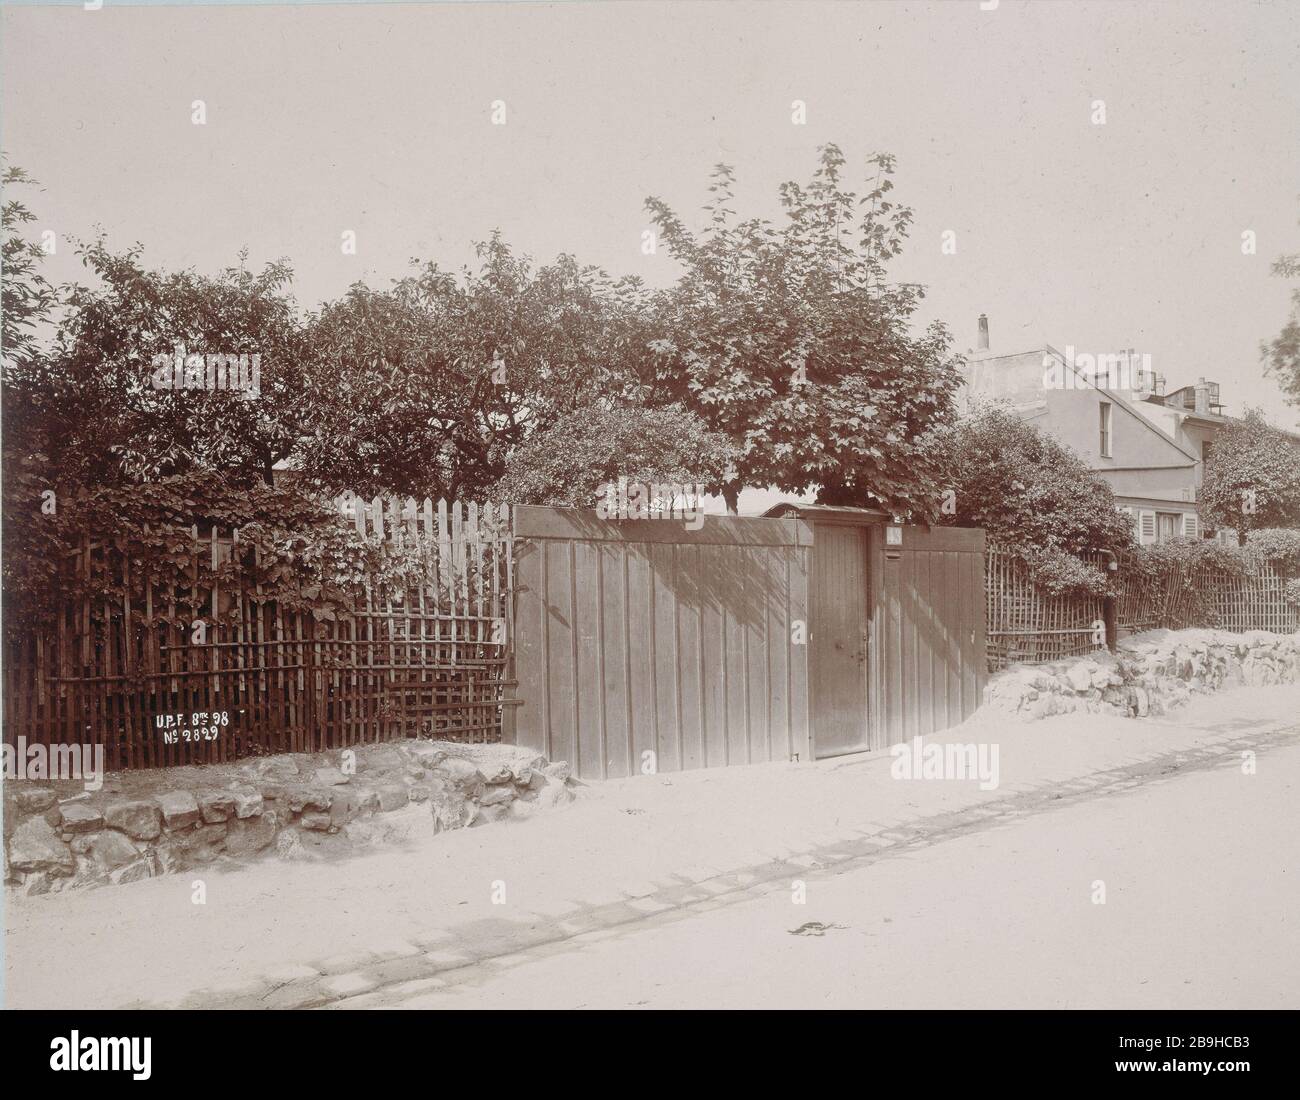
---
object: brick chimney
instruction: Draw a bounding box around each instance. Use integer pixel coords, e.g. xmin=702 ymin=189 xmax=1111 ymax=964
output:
xmin=977 ymin=314 xmax=989 ymax=351
xmin=1194 ymin=376 xmax=1209 ymax=414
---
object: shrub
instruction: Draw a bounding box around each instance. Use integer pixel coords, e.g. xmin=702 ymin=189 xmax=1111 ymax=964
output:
xmin=1200 ymin=409 xmax=1300 ymax=540
xmin=2 ymin=468 xmax=429 ymax=636
xmin=491 ymin=403 xmax=734 ymax=508
xmin=936 ymin=403 xmax=1135 ymax=596
xmin=1127 ymin=536 xmax=1250 ymax=580
xmin=1244 ymin=527 xmax=1300 ymax=571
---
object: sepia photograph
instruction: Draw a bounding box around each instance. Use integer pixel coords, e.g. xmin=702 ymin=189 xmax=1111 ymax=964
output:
xmin=1 ymin=0 xmax=1297 ymax=1079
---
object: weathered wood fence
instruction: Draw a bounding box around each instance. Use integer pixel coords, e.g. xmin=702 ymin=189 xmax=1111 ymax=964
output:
xmin=2 ymin=497 xmax=513 ymax=771
xmin=986 ymin=547 xmax=1298 ymax=670
xmin=511 ymin=506 xmax=812 ymax=779
xmin=984 ymin=550 xmax=1108 ymax=668
xmin=17 ymin=491 xmax=1298 ymax=772
xmin=512 ymin=505 xmax=992 ymax=779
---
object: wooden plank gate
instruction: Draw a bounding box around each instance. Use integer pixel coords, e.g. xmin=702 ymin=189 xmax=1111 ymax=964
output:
xmin=765 ymin=505 xmax=986 ymax=754
xmin=511 ymin=505 xmax=813 ymax=779
xmin=511 ymin=503 xmax=987 ymax=779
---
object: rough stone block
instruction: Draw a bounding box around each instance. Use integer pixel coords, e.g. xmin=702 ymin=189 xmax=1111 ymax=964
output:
xmin=375 ymin=784 xmax=409 ymax=812
xmin=198 ymin=790 xmax=237 ymax=823
xmin=104 ymin=798 xmax=162 ymax=839
xmin=230 ymin=788 xmax=263 ymax=819
xmin=9 ymin=816 xmax=75 ymax=874
xmin=225 ymin=811 xmax=277 ymax=855
xmin=14 ymin=788 xmax=58 ymax=815
xmin=89 ymin=830 xmax=140 ymax=871
xmin=158 ymin=790 xmax=201 ymax=830
xmin=59 ymin=802 xmax=104 ymax=833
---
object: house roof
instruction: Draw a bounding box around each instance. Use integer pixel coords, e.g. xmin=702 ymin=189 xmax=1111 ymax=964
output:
xmin=761 ymin=502 xmax=891 ymax=525
xmin=1037 ymin=344 xmax=1202 ymax=464
xmin=1140 ymin=393 xmax=1300 ymax=443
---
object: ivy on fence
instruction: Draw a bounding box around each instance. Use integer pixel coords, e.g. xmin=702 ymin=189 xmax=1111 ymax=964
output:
xmin=2 ymin=473 xmax=514 ymax=769
xmin=987 ymin=532 xmax=1300 ymax=671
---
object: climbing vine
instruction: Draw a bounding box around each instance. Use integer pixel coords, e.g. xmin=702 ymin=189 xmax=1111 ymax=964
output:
xmin=2 ymin=467 xmax=431 ymax=635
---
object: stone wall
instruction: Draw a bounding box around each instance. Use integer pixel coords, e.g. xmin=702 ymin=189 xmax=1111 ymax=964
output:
xmin=4 ymin=741 xmax=576 ymax=896
xmin=983 ymin=629 xmax=1300 ymax=720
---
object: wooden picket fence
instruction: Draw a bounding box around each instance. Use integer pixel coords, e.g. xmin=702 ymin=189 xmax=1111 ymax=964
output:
xmin=986 ymin=547 xmax=1299 ymax=670
xmin=2 ymin=496 xmax=514 ymax=771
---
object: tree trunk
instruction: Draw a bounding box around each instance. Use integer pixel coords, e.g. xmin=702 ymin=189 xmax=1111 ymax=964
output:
xmin=722 ymin=483 xmax=740 ymax=516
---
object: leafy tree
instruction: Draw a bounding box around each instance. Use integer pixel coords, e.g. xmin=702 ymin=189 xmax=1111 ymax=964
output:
xmin=1200 ymin=408 xmax=1300 ymax=542
xmin=1 ymin=164 xmax=59 ymax=376
xmin=933 ymin=403 xmax=1135 ymax=594
xmin=296 ymin=279 xmax=471 ymax=500
xmin=1261 ymin=211 xmax=1300 ymax=417
xmin=491 ymin=403 xmax=734 ymax=507
xmin=298 ymin=235 xmax=655 ymax=500
xmin=641 ymin=144 xmax=961 ymax=514
xmin=4 ymin=238 xmax=309 ymax=491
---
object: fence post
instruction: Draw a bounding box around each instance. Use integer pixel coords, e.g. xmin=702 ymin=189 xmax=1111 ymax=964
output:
xmin=1103 ymin=593 xmax=1118 ymax=653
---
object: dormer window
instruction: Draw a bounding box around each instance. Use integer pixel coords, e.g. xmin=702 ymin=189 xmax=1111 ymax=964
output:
xmin=1099 ymin=401 xmax=1113 ymax=458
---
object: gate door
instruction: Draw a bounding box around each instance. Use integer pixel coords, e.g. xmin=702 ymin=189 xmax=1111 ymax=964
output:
xmin=811 ymin=524 xmax=870 ymax=757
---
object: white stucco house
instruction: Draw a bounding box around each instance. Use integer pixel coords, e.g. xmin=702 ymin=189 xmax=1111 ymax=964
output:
xmin=960 ymin=314 xmax=1244 ymax=544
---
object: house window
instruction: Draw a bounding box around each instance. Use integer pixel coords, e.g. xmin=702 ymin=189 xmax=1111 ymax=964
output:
xmin=1157 ymin=511 xmax=1180 ymax=543
xmin=1099 ymin=401 xmax=1113 ymax=458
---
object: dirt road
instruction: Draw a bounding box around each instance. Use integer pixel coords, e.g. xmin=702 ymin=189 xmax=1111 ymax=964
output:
xmin=360 ymin=741 xmax=1300 ymax=1009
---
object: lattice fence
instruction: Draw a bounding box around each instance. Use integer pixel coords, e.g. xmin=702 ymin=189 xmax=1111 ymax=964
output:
xmin=985 ymin=550 xmax=1106 ymax=669
xmin=986 ymin=548 xmax=1298 ymax=670
xmin=2 ymin=496 xmax=513 ymax=770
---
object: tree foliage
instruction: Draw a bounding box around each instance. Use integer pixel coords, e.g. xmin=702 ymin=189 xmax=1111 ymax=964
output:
xmin=491 ymin=403 xmax=734 ymax=507
xmin=296 ymin=235 xmax=655 ymax=500
xmin=4 ymin=237 xmax=308 ymax=491
xmin=933 ymin=403 xmax=1135 ymax=594
xmin=1261 ymin=209 xmax=1300 ymax=418
xmin=641 ymin=145 xmax=961 ymax=514
xmin=1200 ymin=408 xmax=1300 ymax=542
xmin=1 ymin=164 xmax=59 ymax=376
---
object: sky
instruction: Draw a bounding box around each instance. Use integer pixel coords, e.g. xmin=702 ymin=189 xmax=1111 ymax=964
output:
xmin=2 ymin=0 xmax=1298 ymax=461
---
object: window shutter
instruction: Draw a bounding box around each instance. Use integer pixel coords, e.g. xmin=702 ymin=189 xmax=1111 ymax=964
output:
xmin=1182 ymin=513 xmax=1199 ymax=539
xmin=1139 ymin=510 xmax=1156 ymax=545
